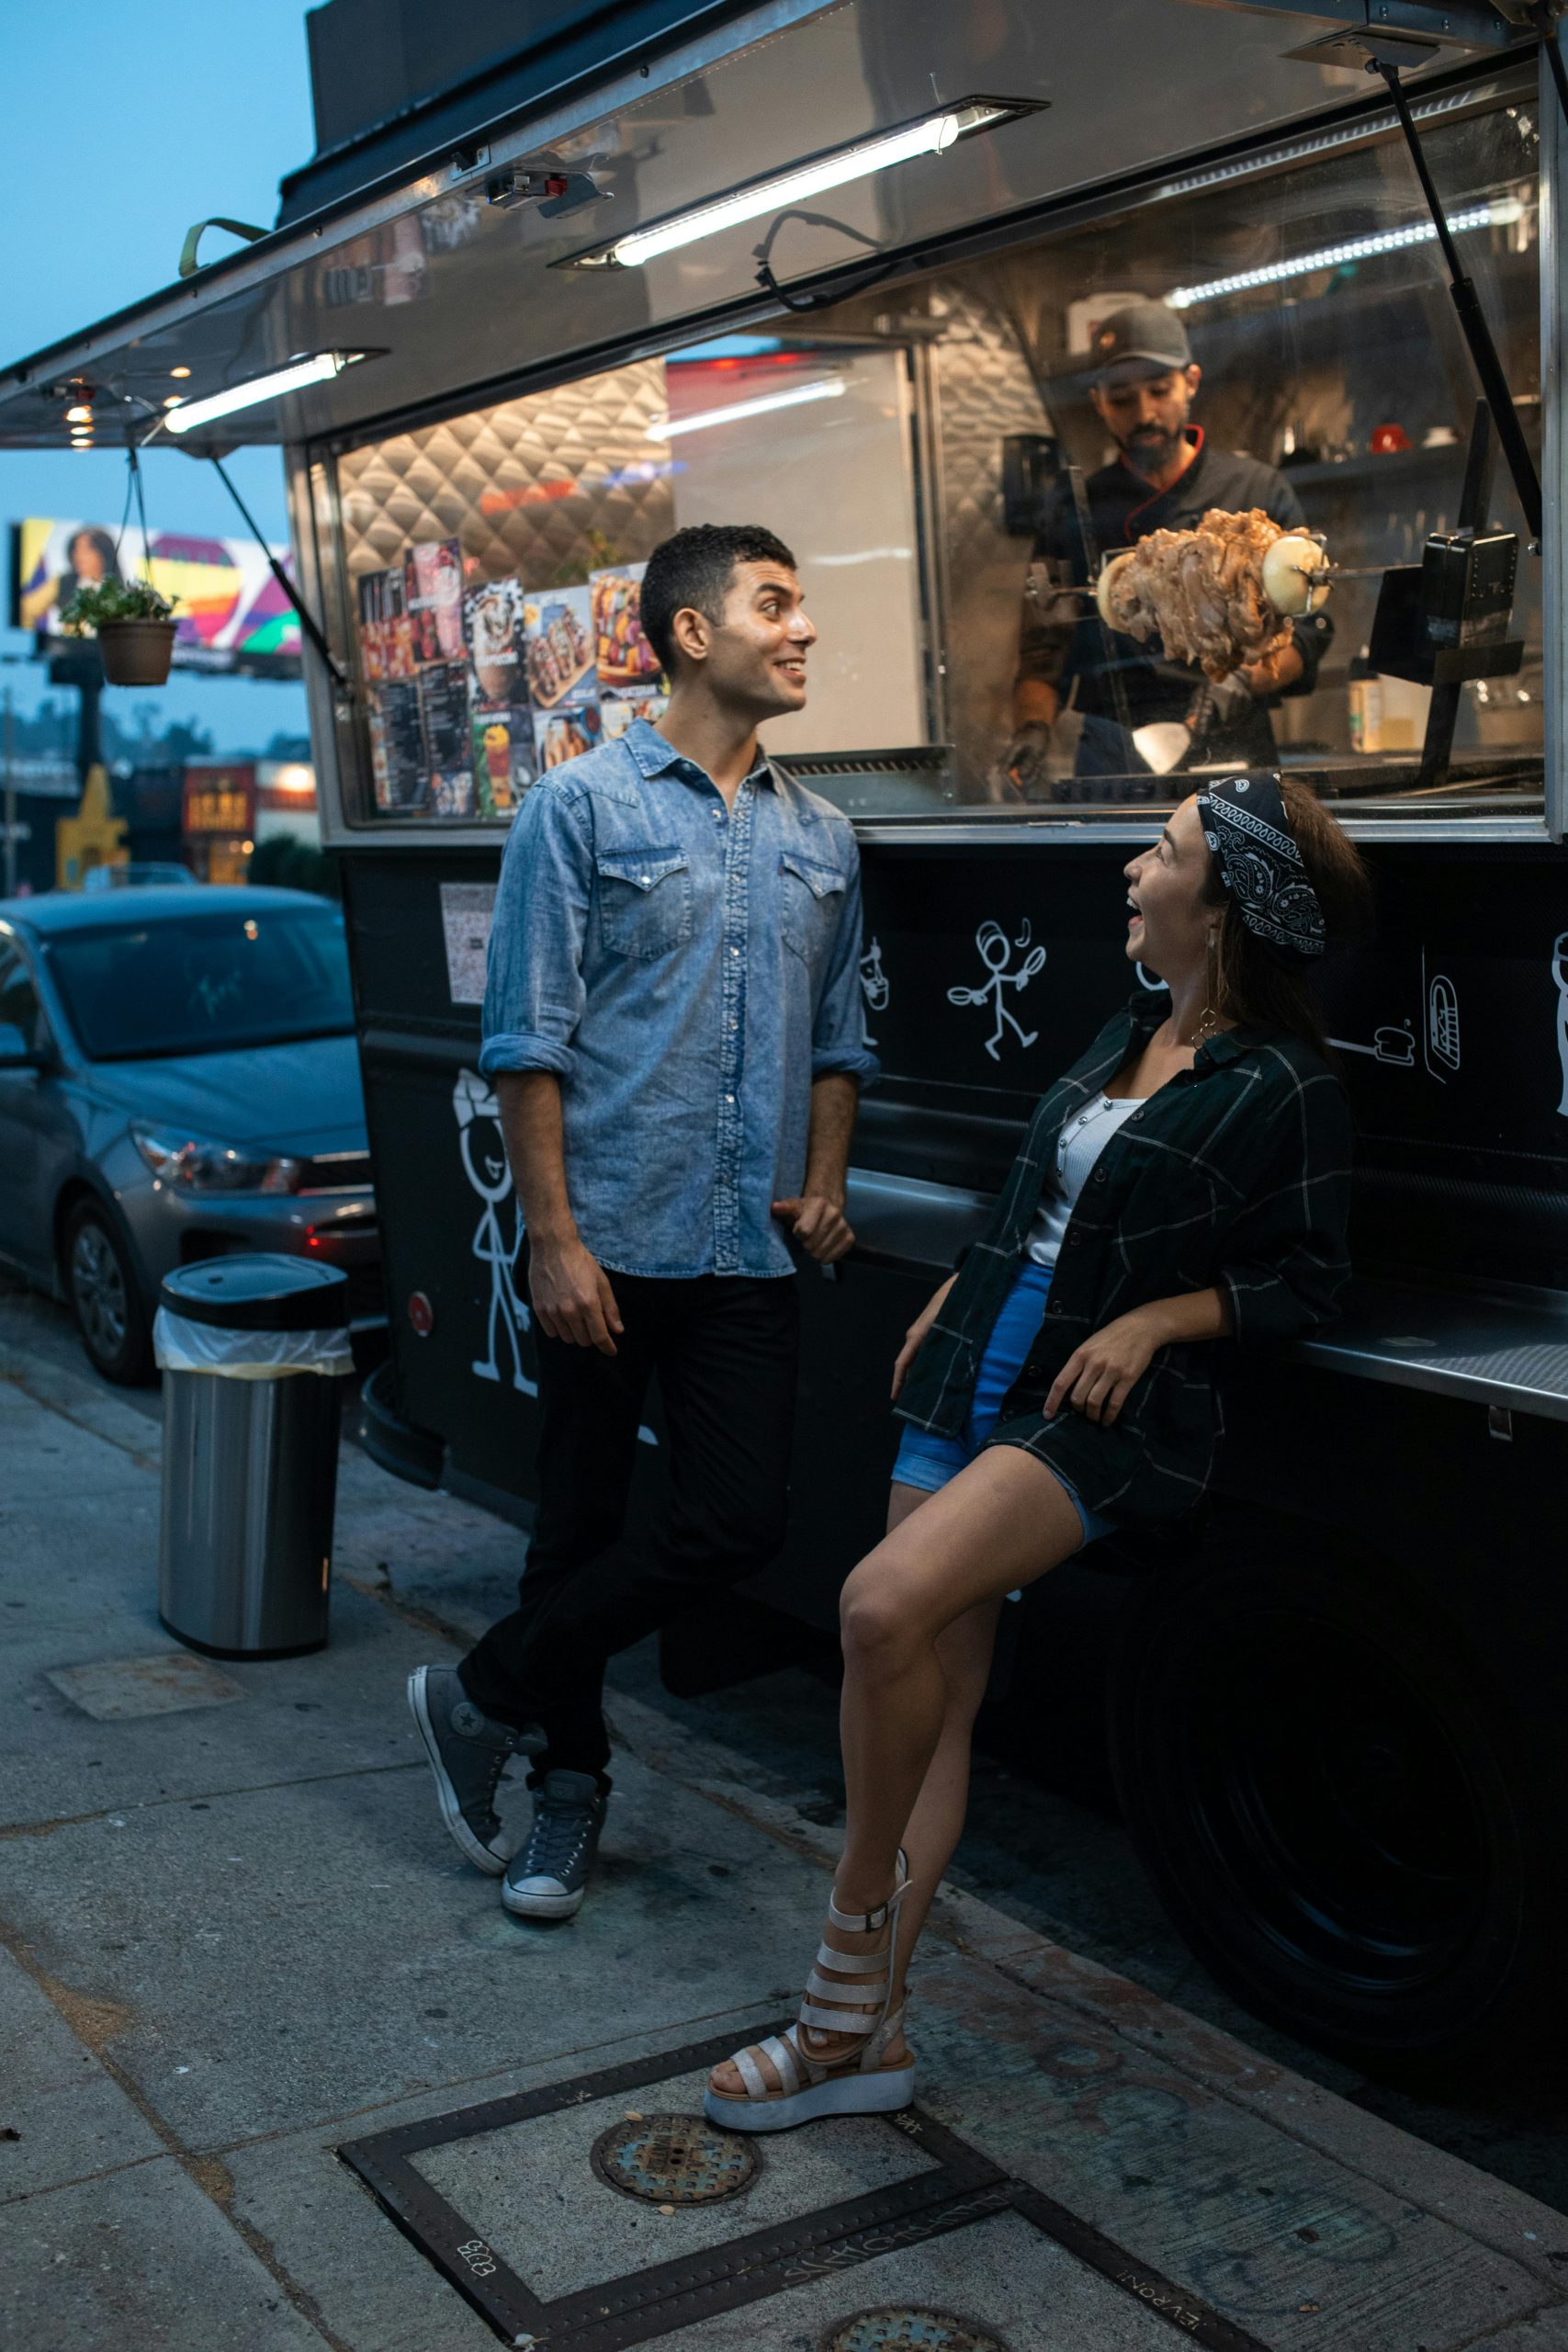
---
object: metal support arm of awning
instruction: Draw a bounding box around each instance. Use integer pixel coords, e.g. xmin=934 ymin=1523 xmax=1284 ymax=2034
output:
xmin=203 ymin=454 xmax=349 ymax=692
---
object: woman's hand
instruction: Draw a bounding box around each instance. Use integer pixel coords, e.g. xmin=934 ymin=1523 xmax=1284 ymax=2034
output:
xmin=891 ymin=1274 xmax=957 ymax=1401
xmin=1044 ymin=1303 xmax=1170 ymax=1427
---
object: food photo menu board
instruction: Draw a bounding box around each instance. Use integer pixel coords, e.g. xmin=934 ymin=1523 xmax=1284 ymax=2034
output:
xmin=355 ymin=552 xmax=665 ymax=816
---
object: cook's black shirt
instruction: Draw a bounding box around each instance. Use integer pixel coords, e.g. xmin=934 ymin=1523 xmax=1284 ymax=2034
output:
xmin=1019 ymin=431 xmax=1333 ymax=763
xmin=894 ymin=986 xmax=1353 ymax=1524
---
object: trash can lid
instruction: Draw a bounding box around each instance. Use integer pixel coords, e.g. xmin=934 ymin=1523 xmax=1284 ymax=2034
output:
xmin=160 ymin=1254 xmax=350 ymax=1332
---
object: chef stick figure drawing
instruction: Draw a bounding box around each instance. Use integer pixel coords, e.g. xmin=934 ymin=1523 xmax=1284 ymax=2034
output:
xmin=454 ymin=1069 xmax=536 ymax=1395
xmin=948 ymin=918 xmax=1047 ymax=1061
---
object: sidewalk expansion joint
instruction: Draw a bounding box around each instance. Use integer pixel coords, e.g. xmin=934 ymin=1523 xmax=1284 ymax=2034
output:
xmin=0 ymin=1918 xmax=353 ymax=2351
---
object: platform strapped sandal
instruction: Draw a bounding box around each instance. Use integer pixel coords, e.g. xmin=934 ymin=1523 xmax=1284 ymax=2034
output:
xmin=704 ymin=1852 xmax=914 ymax=2133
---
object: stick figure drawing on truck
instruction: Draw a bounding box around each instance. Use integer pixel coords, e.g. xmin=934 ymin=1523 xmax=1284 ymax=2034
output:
xmin=948 ymin=918 xmax=1046 ymax=1060
xmin=454 ymin=1068 xmax=536 ymax=1395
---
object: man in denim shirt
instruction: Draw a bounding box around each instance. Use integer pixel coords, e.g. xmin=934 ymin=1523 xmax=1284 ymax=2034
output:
xmin=410 ymin=525 xmax=878 ymax=1918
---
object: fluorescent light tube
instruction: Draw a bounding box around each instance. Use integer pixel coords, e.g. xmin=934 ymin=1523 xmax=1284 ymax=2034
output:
xmin=1168 ymin=199 xmax=1524 ymax=309
xmin=649 ymin=378 xmax=847 ymax=439
xmin=163 ymin=351 xmax=365 ymax=434
xmin=605 ymin=101 xmax=1012 ymax=270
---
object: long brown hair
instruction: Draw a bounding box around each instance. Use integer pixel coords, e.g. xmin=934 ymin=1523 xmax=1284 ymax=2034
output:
xmin=1201 ymin=779 xmax=1371 ymax=1056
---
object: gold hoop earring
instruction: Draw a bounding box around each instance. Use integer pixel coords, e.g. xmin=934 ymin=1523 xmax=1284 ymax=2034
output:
xmin=1192 ymin=932 xmax=1221 ymax=1046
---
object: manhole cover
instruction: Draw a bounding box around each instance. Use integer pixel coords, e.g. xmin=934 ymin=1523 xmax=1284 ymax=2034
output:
xmin=590 ymin=2111 xmax=759 ymax=2206
xmin=821 ymin=2313 xmax=1005 ymax=2352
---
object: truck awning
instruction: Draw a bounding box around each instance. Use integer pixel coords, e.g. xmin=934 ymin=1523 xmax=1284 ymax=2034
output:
xmin=0 ymin=0 xmax=1523 ymax=458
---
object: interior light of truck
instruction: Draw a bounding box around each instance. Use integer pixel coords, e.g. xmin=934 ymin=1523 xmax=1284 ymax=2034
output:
xmin=649 ymin=377 xmax=846 ymax=438
xmin=590 ymin=99 xmax=1021 ymax=270
xmin=1168 ymin=198 xmax=1524 ymax=308
xmin=162 ymin=350 xmax=370 ymax=435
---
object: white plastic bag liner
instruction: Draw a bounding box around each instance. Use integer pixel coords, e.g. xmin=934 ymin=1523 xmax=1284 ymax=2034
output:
xmin=154 ymin=1306 xmax=355 ymax=1380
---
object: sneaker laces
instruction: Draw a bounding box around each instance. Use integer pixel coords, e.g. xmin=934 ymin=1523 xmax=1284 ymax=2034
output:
xmin=522 ymin=1790 xmax=597 ymax=1880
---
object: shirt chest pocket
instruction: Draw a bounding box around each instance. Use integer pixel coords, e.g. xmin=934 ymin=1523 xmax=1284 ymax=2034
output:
xmin=778 ymin=846 xmax=846 ymax=965
xmin=594 ymin=844 xmax=692 ymax=959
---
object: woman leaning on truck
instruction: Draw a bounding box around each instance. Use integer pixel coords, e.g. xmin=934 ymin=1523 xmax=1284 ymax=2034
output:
xmin=706 ymin=773 xmax=1371 ymax=2131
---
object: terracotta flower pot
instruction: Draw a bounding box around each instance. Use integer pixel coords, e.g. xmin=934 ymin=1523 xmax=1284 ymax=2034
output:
xmin=96 ymin=619 xmax=176 ymax=687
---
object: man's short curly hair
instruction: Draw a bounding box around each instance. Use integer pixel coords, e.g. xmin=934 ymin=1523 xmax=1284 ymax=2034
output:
xmin=639 ymin=524 xmax=797 ymax=673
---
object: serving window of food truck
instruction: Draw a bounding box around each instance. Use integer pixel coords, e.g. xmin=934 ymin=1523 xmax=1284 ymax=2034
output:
xmin=319 ymin=60 xmax=1547 ymax=832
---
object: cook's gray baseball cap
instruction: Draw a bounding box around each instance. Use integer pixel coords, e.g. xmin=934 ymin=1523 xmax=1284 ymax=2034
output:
xmin=1089 ymin=300 xmax=1193 ymax=381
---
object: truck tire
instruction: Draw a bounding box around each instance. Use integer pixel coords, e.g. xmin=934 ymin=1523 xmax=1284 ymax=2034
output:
xmin=1106 ymin=1512 xmax=1554 ymax=2075
xmin=63 ymin=1197 xmax=154 ymax=1385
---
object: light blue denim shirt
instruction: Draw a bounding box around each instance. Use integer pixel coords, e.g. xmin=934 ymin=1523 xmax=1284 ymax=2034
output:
xmin=479 ymin=718 xmax=878 ymax=1279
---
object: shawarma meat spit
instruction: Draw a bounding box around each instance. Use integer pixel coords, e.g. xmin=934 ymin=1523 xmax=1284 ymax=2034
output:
xmin=1098 ymin=506 xmax=1318 ymax=682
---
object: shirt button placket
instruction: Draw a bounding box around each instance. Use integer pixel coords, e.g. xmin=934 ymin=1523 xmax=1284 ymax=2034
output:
xmin=716 ymin=784 xmax=750 ymax=1273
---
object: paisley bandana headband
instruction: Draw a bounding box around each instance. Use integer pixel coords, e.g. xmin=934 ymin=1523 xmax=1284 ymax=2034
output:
xmin=1195 ymin=775 xmax=1326 ymax=963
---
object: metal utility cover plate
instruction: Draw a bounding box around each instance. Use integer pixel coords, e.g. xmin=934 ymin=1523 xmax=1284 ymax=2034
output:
xmin=340 ymin=2025 xmax=1003 ymax=2347
xmin=44 ymin=1652 xmax=246 ymax=1721
xmin=338 ymin=2028 xmax=1270 ymax=2352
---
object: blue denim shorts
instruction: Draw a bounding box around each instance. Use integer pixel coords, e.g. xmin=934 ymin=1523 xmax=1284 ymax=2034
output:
xmin=892 ymin=1261 xmax=1114 ymax=1551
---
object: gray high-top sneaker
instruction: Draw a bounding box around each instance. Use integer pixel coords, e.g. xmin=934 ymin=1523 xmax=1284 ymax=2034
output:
xmin=407 ymin=1664 xmax=541 ymax=1875
xmin=502 ymin=1770 xmax=609 ymax=1919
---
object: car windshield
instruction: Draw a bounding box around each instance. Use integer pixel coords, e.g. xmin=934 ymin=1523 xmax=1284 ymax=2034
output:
xmin=46 ymin=904 xmax=355 ymax=1061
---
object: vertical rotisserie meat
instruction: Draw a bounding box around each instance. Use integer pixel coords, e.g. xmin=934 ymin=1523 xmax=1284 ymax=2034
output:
xmin=1101 ymin=506 xmax=1298 ymax=681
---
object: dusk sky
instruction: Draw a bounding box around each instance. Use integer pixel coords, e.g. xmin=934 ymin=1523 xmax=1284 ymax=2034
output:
xmin=1 ymin=9 xmax=319 ymax=749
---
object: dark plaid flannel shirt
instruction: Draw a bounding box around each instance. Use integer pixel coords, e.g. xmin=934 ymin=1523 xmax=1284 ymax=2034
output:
xmin=894 ymin=988 xmax=1354 ymax=1523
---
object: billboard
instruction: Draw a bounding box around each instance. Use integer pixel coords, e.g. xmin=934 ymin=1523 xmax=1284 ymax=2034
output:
xmin=9 ymin=519 xmax=303 ymax=678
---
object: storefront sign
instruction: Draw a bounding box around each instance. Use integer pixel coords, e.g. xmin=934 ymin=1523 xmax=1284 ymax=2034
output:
xmin=183 ymin=764 xmax=257 ymax=836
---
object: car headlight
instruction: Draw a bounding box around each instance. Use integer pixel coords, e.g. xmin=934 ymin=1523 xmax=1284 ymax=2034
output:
xmin=130 ymin=1124 xmax=303 ymax=1195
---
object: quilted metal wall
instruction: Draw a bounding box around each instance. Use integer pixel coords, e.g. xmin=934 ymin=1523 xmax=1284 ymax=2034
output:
xmin=336 ymin=356 xmax=678 ymax=594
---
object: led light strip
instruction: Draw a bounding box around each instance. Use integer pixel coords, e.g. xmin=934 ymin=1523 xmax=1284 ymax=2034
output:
xmin=580 ymin=99 xmax=1021 ymax=270
xmin=648 ymin=378 xmax=846 ymax=438
xmin=164 ymin=351 xmax=367 ymax=434
xmin=1168 ymin=197 xmax=1524 ymax=308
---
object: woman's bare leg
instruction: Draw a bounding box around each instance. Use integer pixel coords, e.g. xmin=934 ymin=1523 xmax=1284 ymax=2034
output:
xmin=860 ymin=1487 xmax=1002 ymax=2067
xmin=708 ymin=1450 xmax=1082 ymax=2096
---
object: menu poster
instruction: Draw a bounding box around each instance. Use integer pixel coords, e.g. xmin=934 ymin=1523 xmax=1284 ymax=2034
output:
xmin=464 ymin=576 xmax=526 ymax=703
xmin=403 ymin=538 xmax=465 ymax=667
xmin=417 ymin=659 xmax=473 ymax=813
xmin=470 ymin=704 xmax=536 ymax=818
xmin=525 ymin=586 xmax=595 ymax=709
xmin=591 ymin=562 xmax=663 ymax=692
xmin=534 ymin=703 xmax=603 ymax=772
xmin=601 ymin=685 xmax=669 ymax=741
xmin=368 ymin=680 xmax=426 ymax=812
xmin=356 ymin=565 xmax=416 ymax=685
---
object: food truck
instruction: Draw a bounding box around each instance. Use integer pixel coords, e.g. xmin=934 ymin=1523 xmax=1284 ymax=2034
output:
xmin=6 ymin=0 xmax=1564 ymax=2071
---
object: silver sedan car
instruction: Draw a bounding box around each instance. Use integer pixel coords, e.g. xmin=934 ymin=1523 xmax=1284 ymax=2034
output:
xmin=0 ymin=886 xmax=379 ymax=1382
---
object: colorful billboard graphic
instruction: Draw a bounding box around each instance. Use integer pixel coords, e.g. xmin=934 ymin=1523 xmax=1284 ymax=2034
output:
xmin=9 ymin=518 xmax=303 ymax=677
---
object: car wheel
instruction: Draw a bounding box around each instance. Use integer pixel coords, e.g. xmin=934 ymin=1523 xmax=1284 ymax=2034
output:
xmin=1107 ymin=1513 xmax=1556 ymax=2076
xmin=64 ymin=1199 xmax=153 ymax=1385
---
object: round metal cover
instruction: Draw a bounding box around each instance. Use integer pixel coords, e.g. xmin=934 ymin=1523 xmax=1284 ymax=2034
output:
xmin=820 ymin=2314 xmax=1005 ymax=2352
xmin=590 ymin=2111 xmax=759 ymax=2206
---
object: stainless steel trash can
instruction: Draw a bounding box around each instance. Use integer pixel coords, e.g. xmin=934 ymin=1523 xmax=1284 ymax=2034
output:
xmin=157 ymin=1256 xmax=351 ymax=1658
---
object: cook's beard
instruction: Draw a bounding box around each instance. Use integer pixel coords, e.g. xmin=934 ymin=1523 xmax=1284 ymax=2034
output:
xmin=1119 ymin=425 xmax=1185 ymax=478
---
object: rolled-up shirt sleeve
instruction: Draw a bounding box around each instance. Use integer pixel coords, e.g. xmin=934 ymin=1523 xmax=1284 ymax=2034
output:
xmin=810 ymin=838 xmax=880 ymax=1088
xmin=1214 ymin=1067 xmax=1353 ymax=1344
xmin=478 ymin=782 xmax=592 ymax=1080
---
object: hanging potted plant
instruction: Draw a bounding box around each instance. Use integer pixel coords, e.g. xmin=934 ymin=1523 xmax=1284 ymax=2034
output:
xmin=62 ymin=576 xmax=179 ymax=687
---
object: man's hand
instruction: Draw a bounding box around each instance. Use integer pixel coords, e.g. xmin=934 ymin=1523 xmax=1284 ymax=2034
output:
xmin=1043 ymin=1303 xmax=1169 ymax=1427
xmin=527 ymin=1238 xmax=624 ymax=1355
xmin=1238 ymin=639 xmax=1304 ymax=698
xmin=891 ymin=1273 xmax=957 ymax=1401
xmin=773 ymin=1193 xmax=854 ymax=1265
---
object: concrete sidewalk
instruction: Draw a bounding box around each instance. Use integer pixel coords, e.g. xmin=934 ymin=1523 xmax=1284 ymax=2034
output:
xmin=4 ymin=1321 xmax=1568 ymax=2352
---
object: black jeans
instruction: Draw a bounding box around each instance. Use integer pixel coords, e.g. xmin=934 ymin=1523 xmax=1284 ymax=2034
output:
xmin=458 ymin=1272 xmax=799 ymax=1776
